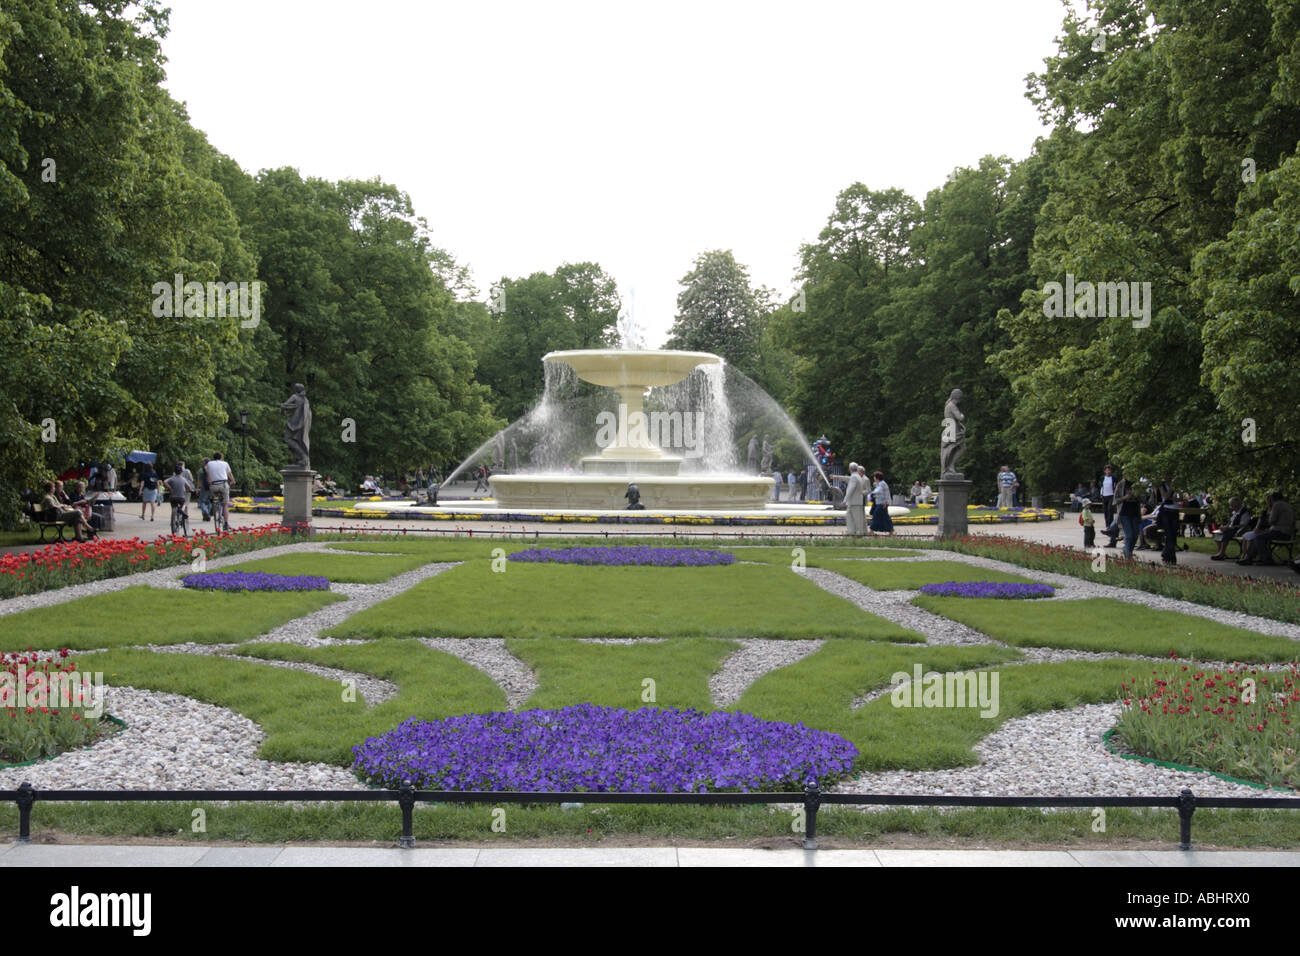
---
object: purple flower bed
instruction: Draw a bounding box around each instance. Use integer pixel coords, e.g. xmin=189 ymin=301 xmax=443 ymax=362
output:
xmin=181 ymin=571 xmax=330 ymax=592
xmin=352 ymin=704 xmax=857 ymax=792
xmin=508 ymin=546 xmax=735 ymax=567
xmin=918 ymin=581 xmax=1055 ymax=599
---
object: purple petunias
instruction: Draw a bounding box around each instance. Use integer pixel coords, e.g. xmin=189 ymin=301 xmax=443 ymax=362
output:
xmin=181 ymin=571 xmax=330 ymax=592
xmin=918 ymin=581 xmax=1055 ymax=599
xmin=508 ymin=546 xmax=735 ymax=567
xmin=352 ymin=704 xmax=857 ymax=793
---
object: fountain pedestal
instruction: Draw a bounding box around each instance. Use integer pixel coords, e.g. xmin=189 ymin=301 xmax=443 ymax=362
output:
xmin=489 ymin=349 xmax=774 ymax=510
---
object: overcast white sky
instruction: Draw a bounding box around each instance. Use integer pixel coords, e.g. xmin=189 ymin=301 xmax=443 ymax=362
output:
xmin=160 ymin=0 xmax=1069 ymax=346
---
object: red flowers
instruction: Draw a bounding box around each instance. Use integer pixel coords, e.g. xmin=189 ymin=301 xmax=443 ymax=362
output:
xmin=0 ymin=524 xmax=294 ymax=598
xmin=1118 ymin=662 xmax=1300 ymax=789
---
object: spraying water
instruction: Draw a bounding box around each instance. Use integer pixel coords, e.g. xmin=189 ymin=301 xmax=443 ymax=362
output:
xmin=441 ymin=349 xmax=832 ymax=498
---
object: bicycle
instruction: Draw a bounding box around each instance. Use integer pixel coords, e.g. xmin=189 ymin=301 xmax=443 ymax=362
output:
xmin=169 ymin=497 xmax=190 ymax=537
xmin=210 ymin=482 xmax=231 ymax=533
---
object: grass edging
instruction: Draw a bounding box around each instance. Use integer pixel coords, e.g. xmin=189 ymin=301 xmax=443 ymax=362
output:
xmin=0 ymin=713 xmax=128 ymax=769
xmin=1100 ymin=728 xmax=1283 ymax=793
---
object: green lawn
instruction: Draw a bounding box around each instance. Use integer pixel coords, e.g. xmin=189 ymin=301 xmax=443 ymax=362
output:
xmin=94 ymin=639 xmax=506 ymax=765
xmin=738 ymin=651 xmax=1138 ymax=770
xmin=326 ymin=562 xmax=925 ymax=642
xmin=216 ymin=551 xmax=435 ymax=583
xmin=325 ymin=538 xmax=523 ymax=562
xmin=0 ymin=586 xmax=342 ymax=651
xmin=8 ymin=801 xmax=1300 ymax=847
xmin=507 ymin=637 xmax=735 ymax=711
xmin=820 ymin=559 xmax=1036 ymax=590
xmin=726 ymin=546 xmax=921 ymax=566
xmin=912 ymin=595 xmax=1300 ymax=662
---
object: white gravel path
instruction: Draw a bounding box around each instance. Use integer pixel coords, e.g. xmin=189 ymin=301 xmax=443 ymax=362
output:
xmin=251 ymin=562 xmax=459 ymax=647
xmin=710 ymin=639 xmax=822 ymax=707
xmin=834 ymin=702 xmax=1299 ymax=799
xmin=417 ymin=638 xmax=538 ymax=710
xmin=0 ymin=687 xmax=356 ymax=790
xmin=802 ymin=567 xmax=988 ymax=645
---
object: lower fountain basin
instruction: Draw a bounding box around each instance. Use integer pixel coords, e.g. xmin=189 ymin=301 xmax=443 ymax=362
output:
xmin=489 ymin=474 xmax=775 ymax=510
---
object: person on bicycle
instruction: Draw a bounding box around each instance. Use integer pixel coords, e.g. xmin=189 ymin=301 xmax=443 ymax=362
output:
xmin=205 ymin=453 xmax=235 ymax=532
xmin=164 ymin=464 xmax=195 ymax=536
xmin=197 ymin=457 xmax=212 ymax=520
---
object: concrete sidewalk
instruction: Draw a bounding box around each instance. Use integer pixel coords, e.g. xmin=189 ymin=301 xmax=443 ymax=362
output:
xmin=3 ymin=842 xmax=1299 ymax=867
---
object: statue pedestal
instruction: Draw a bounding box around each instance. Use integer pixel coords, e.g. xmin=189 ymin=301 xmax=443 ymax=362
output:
xmin=281 ymin=467 xmax=316 ymax=533
xmin=936 ymin=477 xmax=972 ymax=539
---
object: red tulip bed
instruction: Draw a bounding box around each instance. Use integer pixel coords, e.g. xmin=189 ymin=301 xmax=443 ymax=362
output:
xmin=1116 ymin=661 xmax=1300 ymax=790
xmin=1 ymin=649 xmax=105 ymax=763
xmin=0 ymin=524 xmax=304 ymax=599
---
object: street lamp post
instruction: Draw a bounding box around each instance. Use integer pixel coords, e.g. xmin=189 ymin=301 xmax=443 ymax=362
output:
xmin=239 ymin=409 xmax=249 ymax=498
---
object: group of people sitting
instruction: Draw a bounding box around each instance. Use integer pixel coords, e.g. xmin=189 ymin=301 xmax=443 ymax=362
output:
xmin=1208 ymin=492 xmax=1296 ymax=566
xmin=1082 ymin=481 xmax=1294 ymax=568
xmin=36 ymin=479 xmax=100 ymax=542
xmin=907 ymin=480 xmax=934 ymax=505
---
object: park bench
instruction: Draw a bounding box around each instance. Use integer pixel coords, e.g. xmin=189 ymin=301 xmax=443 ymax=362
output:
xmin=1213 ymin=529 xmax=1295 ymax=563
xmin=22 ymin=501 xmax=73 ymax=542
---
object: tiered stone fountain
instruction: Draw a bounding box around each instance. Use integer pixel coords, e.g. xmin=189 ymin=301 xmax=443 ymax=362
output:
xmin=488 ymin=349 xmax=773 ymax=510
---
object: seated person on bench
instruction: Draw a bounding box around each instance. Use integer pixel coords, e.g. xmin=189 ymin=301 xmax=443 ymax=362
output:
xmin=38 ymin=480 xmax=95 ymax=542
xmin=1210 ymin=497 xmax=1252 ymax=561
xmin=1239 ymin=491 xmax=1295 ymax=566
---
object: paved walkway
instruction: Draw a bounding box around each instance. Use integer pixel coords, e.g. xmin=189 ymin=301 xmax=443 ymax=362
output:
xmin=3 ymin=842 xmax=1298 ymax=867
xmin=5 ymin=506 xmax=1295 ymax=584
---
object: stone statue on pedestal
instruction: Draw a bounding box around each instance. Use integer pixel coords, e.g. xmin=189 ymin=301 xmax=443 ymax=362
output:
xmin=759 ymin=435 xmax=774 ymax=474
xmin=280 ymin=383 xmax=312 ymax=470
xmin=747 ymin=435 xmax=759 ymax=474
xmin=940 ymin=388 xmax=966 ymax=478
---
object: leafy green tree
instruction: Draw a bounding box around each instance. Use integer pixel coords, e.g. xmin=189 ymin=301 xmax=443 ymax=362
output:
xmin=769 ymin=186 xmax=922 ymax=473
xmin=0 ymin=0 xmax=254 ymax=522
xmin=665 ymin=250 xmax=773 ymax=381
xmin=1193 ymin=150 xmax=1300 ymax=500
xmin=474 ymin=263 xmax=621 ymax=421
xmin=214 ymin=168 xmax=502 ymax=487
xmin=994 ymin=0 xmax=1300 ymax=500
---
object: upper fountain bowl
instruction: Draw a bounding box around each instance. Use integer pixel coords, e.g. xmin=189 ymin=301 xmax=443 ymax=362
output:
xmin=544 ymin=349 xmax=721 ymax=390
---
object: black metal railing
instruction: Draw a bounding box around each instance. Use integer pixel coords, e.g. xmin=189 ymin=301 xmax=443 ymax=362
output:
xmin=7 ymin=782 xmax=1298 ymax=851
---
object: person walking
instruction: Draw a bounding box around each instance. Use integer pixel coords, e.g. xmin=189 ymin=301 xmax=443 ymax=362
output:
xmin=139 ymin=461 xmax=160 ymax=521
xmin=1099 ymin=465 xmax=1117 ymax=527
xmin=843 ymin=462 xmax=866 ymax=536
xmin=1157 ymin=489 xmax=1182 ymax=565
xmin=869 ymin=469 xmax=894 ymax=535
xmin=1116 ymin=489 xmax=1143 ymax=559
xmin=996 ymin=465 xmax=1017 ymax=509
